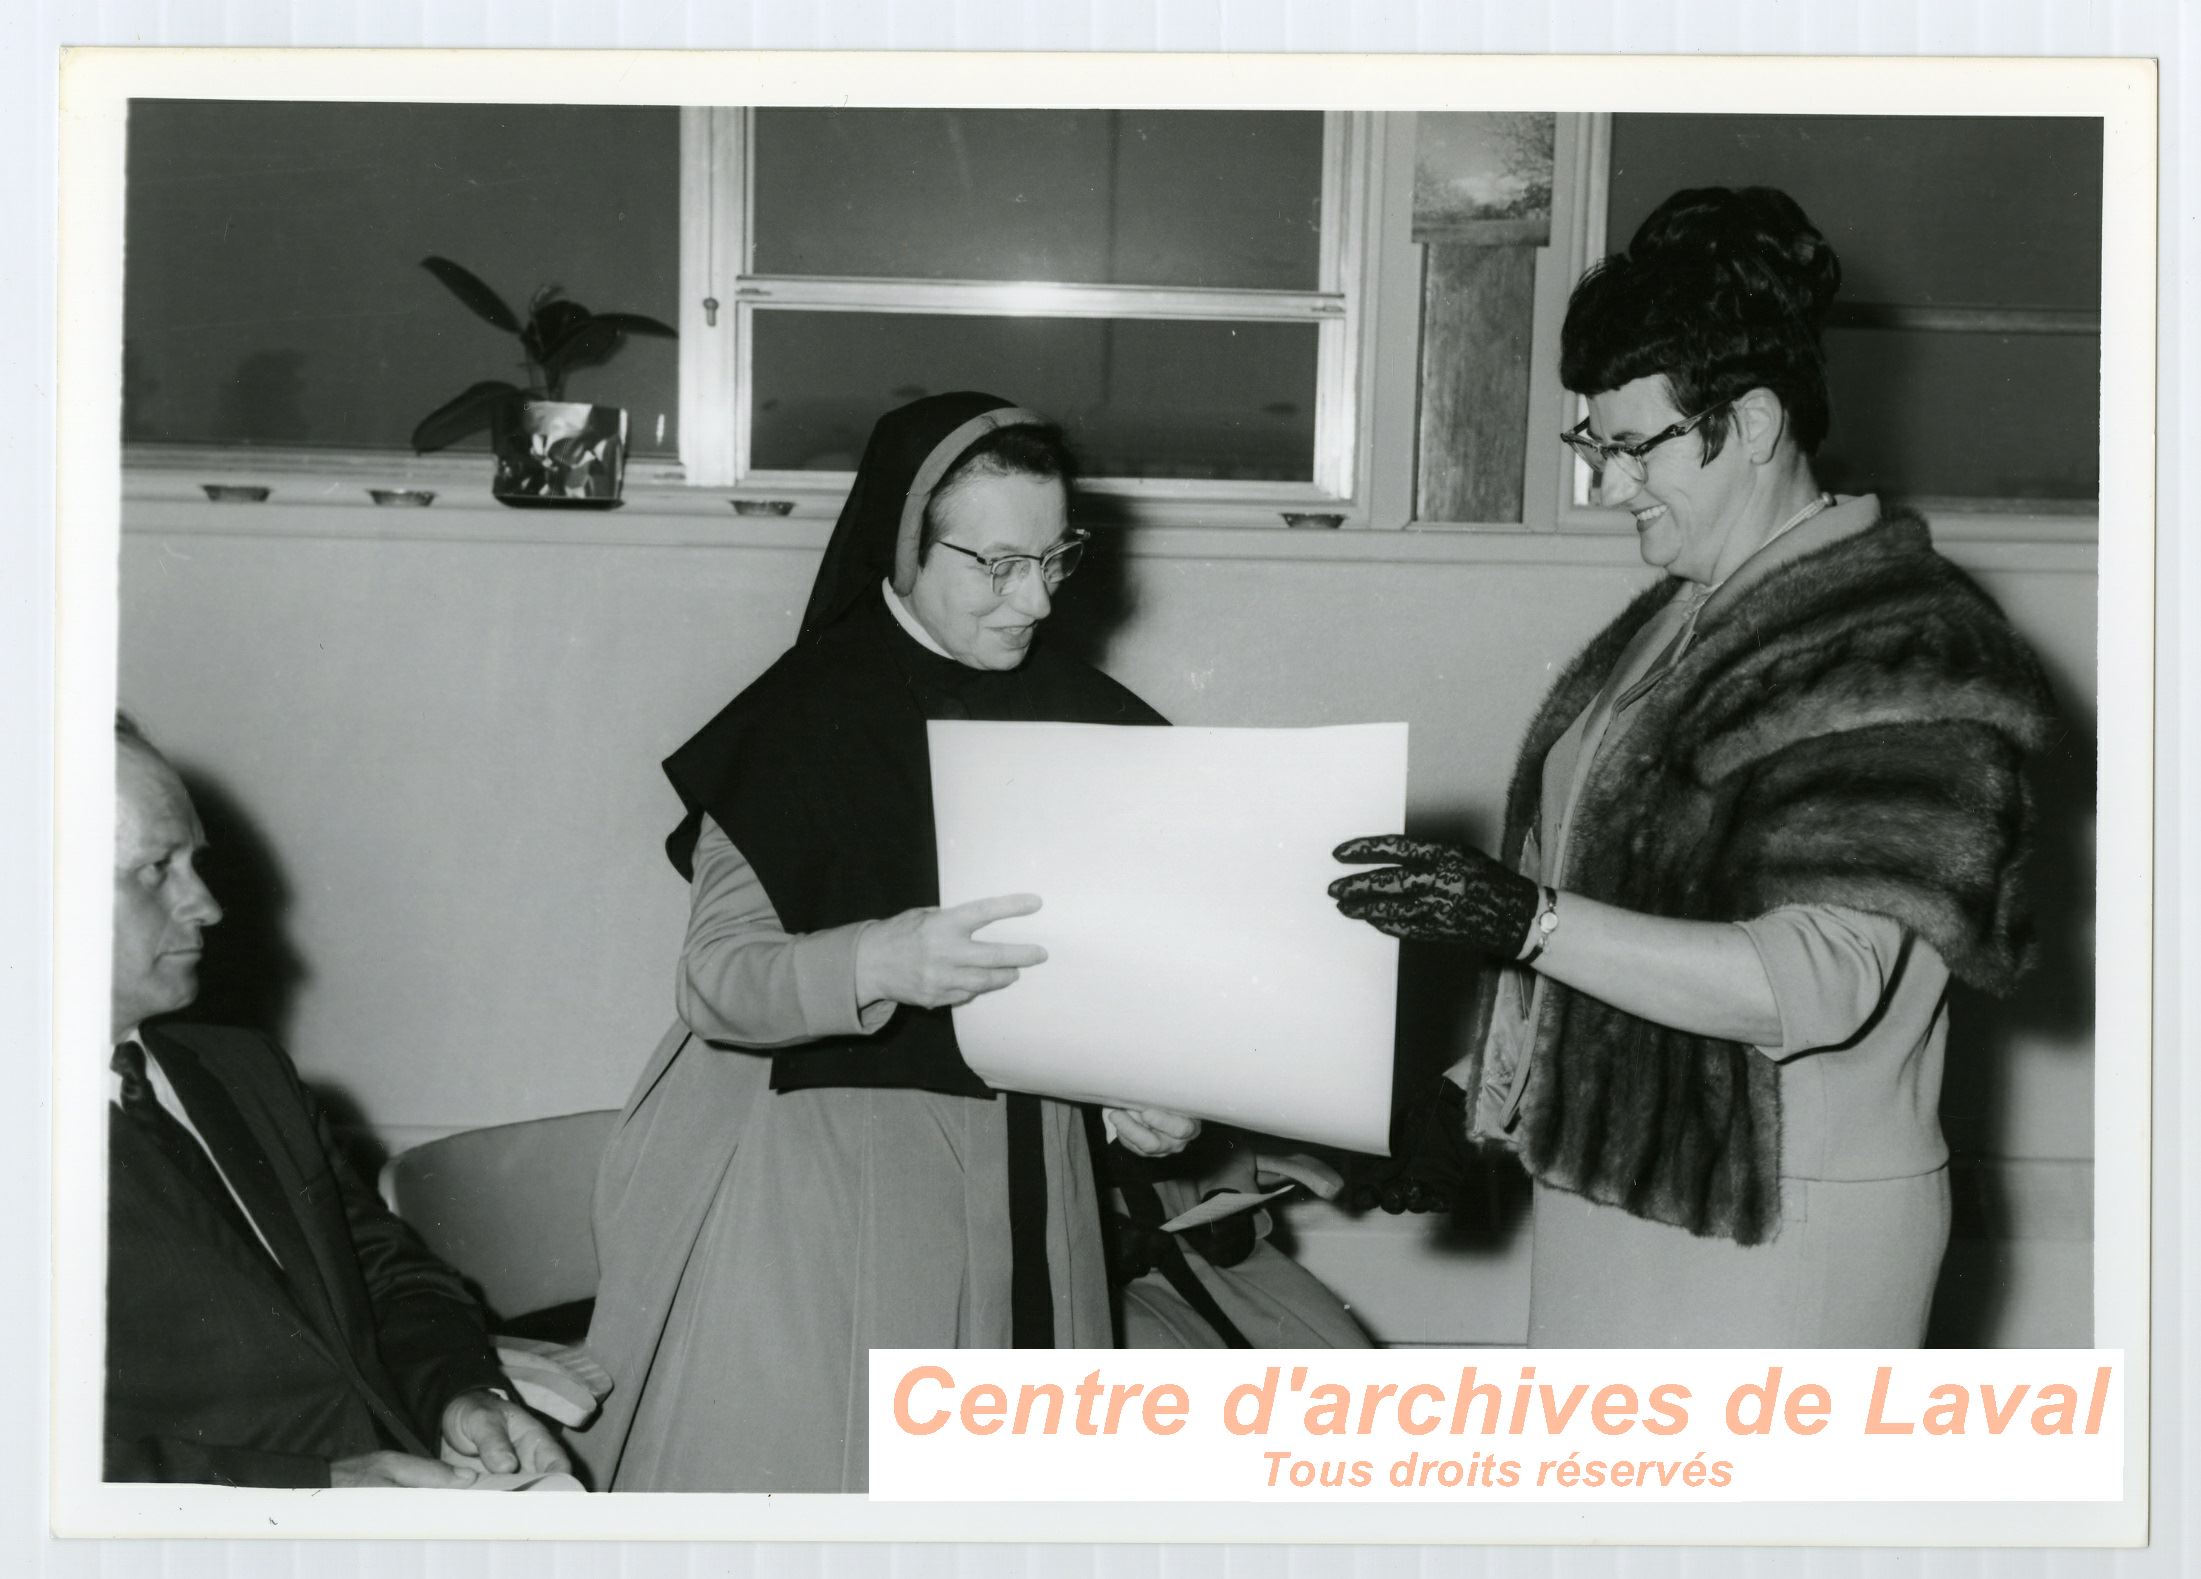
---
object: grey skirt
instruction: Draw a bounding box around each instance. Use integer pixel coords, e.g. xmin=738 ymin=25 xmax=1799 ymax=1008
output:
xmin=1528 ymin=1168 xmax=1952 ymax=1346
xmin=576 ymin=1023 xmax=1110 ymax=1491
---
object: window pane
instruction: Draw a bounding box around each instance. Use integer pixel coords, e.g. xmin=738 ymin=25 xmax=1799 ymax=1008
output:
xmin=1603 ymin=113 xmax=2101 ymax=503
xmin=1819 ymin=327 xmax=2098 ymax=502
xmin=749 ymin=311 xmax=1320 ymax=482
xmin=751 ymin=110 xmax=1324 ymax=291
xmin=124 ymin=101 xmax=681 ymax=456
xmin=1607 ymin=114 xmax=2102 ymax=309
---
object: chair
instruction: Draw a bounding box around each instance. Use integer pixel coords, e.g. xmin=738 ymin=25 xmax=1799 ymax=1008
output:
xmin=380 ymin=1109 xmax=622 ymax=1429
xmin=378 ymin=1108 xmax=618 ymax=1327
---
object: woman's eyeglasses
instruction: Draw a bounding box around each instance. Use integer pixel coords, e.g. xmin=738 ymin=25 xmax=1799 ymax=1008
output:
xmin=1560 ymin=403 xmax=1728 ymax=485
xmin=932 ymin=530 xmax=1090 ymax=597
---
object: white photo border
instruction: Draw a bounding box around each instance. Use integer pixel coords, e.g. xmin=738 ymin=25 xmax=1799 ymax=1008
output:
xmin=47 ymin=44 xmax=2155 ymax=1551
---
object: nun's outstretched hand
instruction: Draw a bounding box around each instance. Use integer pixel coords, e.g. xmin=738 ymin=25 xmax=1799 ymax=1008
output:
xmin=856 ymin=893 xmax=1049 ymax=1010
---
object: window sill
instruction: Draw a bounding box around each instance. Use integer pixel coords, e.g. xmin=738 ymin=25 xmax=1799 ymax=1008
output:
xmin=122 ymin=444 xmax=1368 ymax=533
xmin=121 ymin=447 xmax=2100 ymax=576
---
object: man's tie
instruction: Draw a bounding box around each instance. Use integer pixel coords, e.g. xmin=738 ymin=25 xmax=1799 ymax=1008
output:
xmin=111 ymin=1041 xmax=277 ymax=1266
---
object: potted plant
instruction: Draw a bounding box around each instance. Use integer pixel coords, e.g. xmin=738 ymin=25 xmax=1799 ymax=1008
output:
xmin=409 ymin=256 xmax=676 ymax=506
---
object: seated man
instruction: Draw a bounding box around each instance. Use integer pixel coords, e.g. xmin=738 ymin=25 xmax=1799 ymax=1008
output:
xmin=105 ymin=713 xmax=570 ymax=1488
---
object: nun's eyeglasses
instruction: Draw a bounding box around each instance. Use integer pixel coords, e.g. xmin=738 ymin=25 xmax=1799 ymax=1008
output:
xmin=1560 ymin=403 xmax=1727 ymax=484
xmin=932 ymin=530 xmax=1089 ymax=597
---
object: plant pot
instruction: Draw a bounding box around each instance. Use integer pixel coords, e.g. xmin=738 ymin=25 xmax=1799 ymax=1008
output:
xmin=490 ymin=399 xmax=628 ymax=505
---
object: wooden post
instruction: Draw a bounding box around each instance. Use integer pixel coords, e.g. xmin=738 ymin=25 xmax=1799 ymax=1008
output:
xmin=1414 ymin=241 xmax=1539 ymax=524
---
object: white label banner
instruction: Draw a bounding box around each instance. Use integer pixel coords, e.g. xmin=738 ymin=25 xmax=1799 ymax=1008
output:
xmin=869 ymin=1350 xmax=2125 ymax=1503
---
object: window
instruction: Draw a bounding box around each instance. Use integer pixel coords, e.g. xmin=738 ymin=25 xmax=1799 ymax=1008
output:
xmin=123 ymin=100 xmax=681 ymax=456
xmin=1557 ymin=113 xmax=2101 ymax=522
xmin=678 ymin=108 xmax=1379 ymax=518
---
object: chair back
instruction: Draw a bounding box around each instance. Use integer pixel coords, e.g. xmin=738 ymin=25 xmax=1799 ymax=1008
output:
xmin=378 ymin=1108 xmax=618 ymax=1321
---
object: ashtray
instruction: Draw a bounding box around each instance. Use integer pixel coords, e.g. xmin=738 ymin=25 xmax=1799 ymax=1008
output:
xmin=731 ymin=499 xmax=796 ymax=517
xmin=1280 ymin=511 xmax=1344 ymax=530
xmin=368 ymin=488 xmax=437 ymax=508
xmin=201 ymin=484 xmax=271 ymax=503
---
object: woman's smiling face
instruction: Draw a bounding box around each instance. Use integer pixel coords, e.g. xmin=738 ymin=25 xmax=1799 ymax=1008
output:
xmin=906 ymin=469 xmax=1071 ymax=671
xmin=1585 ymin=375 xmax=1753 ymax=587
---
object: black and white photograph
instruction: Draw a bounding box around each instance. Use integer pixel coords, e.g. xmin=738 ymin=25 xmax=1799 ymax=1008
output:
xmin=34 ymin=38 xmax=2167 ymax=1559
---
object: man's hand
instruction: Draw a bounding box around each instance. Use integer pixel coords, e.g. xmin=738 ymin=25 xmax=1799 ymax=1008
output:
xmin=440 ymin=1389 xmax=572 ymax=1476
xmin=328 ymin=1450 xmax=478 ymax=1489
xmin=1108 ymin=1106 xmax=1201 ymax=1158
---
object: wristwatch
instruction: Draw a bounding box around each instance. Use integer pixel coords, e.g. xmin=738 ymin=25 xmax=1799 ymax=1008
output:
xmin=1519 ymin=886 xmax=1561 ymax=966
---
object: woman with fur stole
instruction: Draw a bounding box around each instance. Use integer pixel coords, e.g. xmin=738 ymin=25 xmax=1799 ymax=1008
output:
xmin=1330 ymin=187 xmax=2058 ymax=1345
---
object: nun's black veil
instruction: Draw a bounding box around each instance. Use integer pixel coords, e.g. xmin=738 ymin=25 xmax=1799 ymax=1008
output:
xmin=656 ymin=393 xmax=1164 ymax=1342
xmin=796 ymin=390 xmax=1042 ymax=640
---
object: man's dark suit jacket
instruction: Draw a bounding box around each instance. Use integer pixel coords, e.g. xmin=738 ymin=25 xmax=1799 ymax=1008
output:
xmin=105 ymin=1022 xmax=509 ymax=1487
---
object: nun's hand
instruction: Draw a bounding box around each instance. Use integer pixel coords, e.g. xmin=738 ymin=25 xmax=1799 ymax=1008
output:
xmin=857 ymin=894 xmax=1049 ymax=1010
xmin=1107 ymin=1106 xmax=1201 ymax=1158
xmin=1329 ymin=834 xmax=1541 ymax=955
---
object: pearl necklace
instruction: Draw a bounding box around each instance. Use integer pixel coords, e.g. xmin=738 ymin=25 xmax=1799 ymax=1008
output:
xmin=1760 ymin=489 xmax=1837 ymax=557
xmin=1666 ymin=492 xmax=1839 ymax=667
xmin=1696 ymin=490 xmax=1837 ymax=603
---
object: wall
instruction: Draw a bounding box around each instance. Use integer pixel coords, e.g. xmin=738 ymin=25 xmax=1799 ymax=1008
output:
xmin=116 ymin=484 xmax=2098 ymax=1345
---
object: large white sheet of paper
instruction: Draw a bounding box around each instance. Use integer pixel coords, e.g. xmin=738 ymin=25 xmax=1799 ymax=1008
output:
xmin=929 ymin=721 xmax=1406 ymax=1154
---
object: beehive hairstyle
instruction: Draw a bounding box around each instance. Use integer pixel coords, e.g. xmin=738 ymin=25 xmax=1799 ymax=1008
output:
xmin=1560 ymin=186 xmax=1842 ymax=459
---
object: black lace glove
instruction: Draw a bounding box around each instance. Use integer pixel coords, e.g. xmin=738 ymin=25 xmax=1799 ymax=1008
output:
xmin=1329 ymin=834 xmax=1540 ymax=954
xmin=1345 ymin=1076 xmax=1472 ymax=1214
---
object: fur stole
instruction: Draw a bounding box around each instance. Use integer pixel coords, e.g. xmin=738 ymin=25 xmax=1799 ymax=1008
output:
xmin=1461 ymin=507 xmax=2059 ymax=1245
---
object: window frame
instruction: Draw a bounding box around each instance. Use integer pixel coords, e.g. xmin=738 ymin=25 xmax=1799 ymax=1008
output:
xmin=677 ymin=107 xmax=1387 ymax=526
